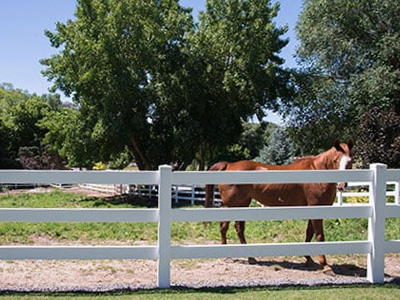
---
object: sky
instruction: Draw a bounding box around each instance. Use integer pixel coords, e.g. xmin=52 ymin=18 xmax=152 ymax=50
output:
xmin=0 ymin=0 xmax=303 ymax=123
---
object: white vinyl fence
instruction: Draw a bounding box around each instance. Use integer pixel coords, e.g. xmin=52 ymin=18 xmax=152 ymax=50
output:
xmin=80 ymin=181 xmax=400 ymax=206
xmin=337 ymin=181 xmax=400 ymax=205
xmin=0 ymin=164 xmax=400 ymax=288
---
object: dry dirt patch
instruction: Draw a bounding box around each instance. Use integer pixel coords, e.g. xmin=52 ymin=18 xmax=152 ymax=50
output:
xmin=0 ymin=254 xmax=399 ymax=290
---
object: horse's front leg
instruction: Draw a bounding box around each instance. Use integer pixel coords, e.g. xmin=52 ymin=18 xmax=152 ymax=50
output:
xmin=311 ymin=219 xmax=334 ymax=275
xmin=234 ymin=221 xmax=257 ymax=264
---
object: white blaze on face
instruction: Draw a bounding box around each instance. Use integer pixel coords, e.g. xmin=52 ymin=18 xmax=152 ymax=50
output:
xmin=339 ymin=154 xmax=351 ymax=170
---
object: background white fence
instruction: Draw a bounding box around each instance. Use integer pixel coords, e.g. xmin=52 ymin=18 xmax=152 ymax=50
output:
xmin=0 ymin=164 xmax=399 ymax=288
xmin=75 ymin=182 xmax=400 ymax=206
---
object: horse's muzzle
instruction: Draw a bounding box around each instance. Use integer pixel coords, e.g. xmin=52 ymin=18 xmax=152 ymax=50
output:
xmin=337 ymin=182 xmax=347 ymax=191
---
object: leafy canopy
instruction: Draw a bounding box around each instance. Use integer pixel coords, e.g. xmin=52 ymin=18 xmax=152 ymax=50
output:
xmin=282 ymin=0 xmax=400 ymax=154
xmin=41 ymin=0 xmax=290 ymax=169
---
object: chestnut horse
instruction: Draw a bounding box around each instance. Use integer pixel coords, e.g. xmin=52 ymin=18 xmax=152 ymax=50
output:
xmin=205 ymin=139 xmax=354 ymax=273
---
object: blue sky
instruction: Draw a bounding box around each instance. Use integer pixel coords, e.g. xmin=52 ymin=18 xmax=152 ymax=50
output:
xmin=0 ymin=0 xmax=302 ymax=122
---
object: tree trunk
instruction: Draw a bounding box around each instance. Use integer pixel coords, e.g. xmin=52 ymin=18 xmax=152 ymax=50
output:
xmin=128 ymin=136 xmax=154 ymax=170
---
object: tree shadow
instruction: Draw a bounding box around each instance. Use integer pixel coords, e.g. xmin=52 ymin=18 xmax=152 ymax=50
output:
xmin=230 ymin=258 xmax=369 ymax=277
xmin=77 ymin=193 xmax=202 ymax=209
xmin=78 ymin=194 xmax=158 ymax=208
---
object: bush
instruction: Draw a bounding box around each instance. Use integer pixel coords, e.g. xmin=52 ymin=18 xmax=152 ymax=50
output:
xmin=18 ymin=146 xmax=64 ymax=169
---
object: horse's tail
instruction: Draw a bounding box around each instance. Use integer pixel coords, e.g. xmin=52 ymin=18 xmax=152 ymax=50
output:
xmin=205 ymin=161 xmax=229 ymax=208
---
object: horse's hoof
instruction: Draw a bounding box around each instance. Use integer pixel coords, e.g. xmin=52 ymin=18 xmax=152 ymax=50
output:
xmin=248 ymin=257 xmax=258 ymax=265
xmin=322 ymin=265 xmax=336 ymax=277
xmin=305 ymin=259 xmax=319 ymax=269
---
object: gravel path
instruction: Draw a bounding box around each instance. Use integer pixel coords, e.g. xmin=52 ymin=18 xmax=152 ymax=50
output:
xmin=0 ymin=255 xmax=399 ymax=292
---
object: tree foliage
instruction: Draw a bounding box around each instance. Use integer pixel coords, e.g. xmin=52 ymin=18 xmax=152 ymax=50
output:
xmin=0 ymin=83 xmax=63 ymax=169
xmin=256 ymin=127 xmax=298 ymax=165
xmin=41 ymin=0 xmax=289 ymax=170
xmin=18 ymin=146 xmax=64 ymax=170
xmin=282 ymin=0 xmax=400 ymax=154
xmin=0 ymin=121 xmax=18 ymax=169
xmin=356 ymin=108 xmax=400 ymax=168
xmin=39 ymin=108 xmax=100 ymax=168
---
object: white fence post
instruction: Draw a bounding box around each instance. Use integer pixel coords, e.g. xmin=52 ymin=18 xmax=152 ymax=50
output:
xmin=395 ymin=182 xmax=400 ymax=205
xmin=367 ymin=163 xmax=387 ymax=283
xmin=157 ymin=165 xmax=172 ymax=288
xmin=174 ymin=185 xmax=179 ymax=204
xmin=337 ymin=190 xmax=343 ymax=206
xmin=191 ymin=184 xmax=195 ymax=205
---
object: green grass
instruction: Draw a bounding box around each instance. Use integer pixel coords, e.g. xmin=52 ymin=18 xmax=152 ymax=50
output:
xmin=1 ymin=285 xmax=400 ymax=299
xmin=0 ymin=191 xmax=159 ymax=244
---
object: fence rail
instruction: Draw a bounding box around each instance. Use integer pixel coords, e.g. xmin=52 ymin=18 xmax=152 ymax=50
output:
xmin=0 ymin=164 xmax=399 ymax=288
xmin=78 ymin=180 xmax=400 ymax=207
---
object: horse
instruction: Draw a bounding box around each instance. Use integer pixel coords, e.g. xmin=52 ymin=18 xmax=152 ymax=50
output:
xmin=205 ymin=139 xmax=354 ymax=274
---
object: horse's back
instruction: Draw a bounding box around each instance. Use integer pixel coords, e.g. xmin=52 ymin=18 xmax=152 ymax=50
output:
xmin=224 ymin=159 xmax=316 ymax=171
xmin=224 ymin=160 xmax=272 ymax=171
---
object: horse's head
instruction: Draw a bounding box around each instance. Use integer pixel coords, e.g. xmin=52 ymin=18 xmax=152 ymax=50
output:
xmin=332 ymin=138 xmax=354 ymax=190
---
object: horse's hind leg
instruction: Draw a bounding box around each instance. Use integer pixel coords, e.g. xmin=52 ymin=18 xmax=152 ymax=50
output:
xmin=234 ymin=221 xmax=257 ymax=264
xmin=311 ymin=219 xmax=334 ymax=275
xmin=234 ymin=221 xmax=248 ymax=244
xmin=304 ymin=220 xmax=316 ymax=265
xmin=220 ymin=221 xmax=230 ymax=244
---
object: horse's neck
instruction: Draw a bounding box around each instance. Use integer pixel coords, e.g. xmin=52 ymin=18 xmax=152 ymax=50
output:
xmin=314 ymin=148 xmax=337 ymax=170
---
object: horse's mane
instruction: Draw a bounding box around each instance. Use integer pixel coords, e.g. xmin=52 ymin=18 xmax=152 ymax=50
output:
xmin=292 ymin=155 xmax=315 ymax=164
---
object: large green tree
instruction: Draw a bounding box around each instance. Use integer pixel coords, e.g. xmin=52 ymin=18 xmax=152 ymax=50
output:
xmin=42 ymin=0 xmax=289 ymax=170
xmin=42 ymin=0 xmax=194 ymax=170
xmin=282 ymin=0 xmax=400 ymax=154
xmin=183 ymin=0 xmax=289 ymax=169
xmin=0 ymin=83 xmax=63 ymax=169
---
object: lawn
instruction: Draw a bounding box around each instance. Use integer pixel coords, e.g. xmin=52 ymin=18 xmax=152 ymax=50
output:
xmin=1 ymin=285 xmax=400 ymax=299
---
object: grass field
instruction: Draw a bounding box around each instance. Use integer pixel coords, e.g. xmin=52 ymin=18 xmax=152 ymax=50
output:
xmin=1 ymin=285 xmax=400 ymax=299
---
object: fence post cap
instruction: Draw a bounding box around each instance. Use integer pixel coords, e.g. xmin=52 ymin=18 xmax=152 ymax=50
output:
xmin=158 ymin=165 xmax=172 ymax=170
xmin=369 ymin=163 xmax=388 ymax=169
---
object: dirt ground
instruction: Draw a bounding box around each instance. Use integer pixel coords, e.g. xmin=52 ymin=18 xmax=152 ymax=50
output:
xmin=0 ymin=187 xmax=399 ymax=290
xmin=0 ymin=254 xmax=399 ymax=290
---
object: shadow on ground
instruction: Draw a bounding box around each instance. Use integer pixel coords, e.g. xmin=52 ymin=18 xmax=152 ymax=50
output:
xmin=230 ymin=257 xmax=369 ymax=277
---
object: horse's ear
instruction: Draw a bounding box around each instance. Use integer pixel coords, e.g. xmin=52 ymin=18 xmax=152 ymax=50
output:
xmin=347 ymin=139 xmax=354 ymax=150
xmin=333 ymin=138 xmax=343 ymax=152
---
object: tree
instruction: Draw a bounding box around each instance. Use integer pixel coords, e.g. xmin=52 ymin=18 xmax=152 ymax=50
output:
xmin=356 ymin=108 xmax=400 ymax=168
xmin=18 ymin=146 xmax=64 ymax=170
xmin=41 ymin=0 xmax=194 ymax=170
xmin=0 ymin=83 xmax=64 ymax=168
xmin=7 ymin=97 xmax=51 ymax=155
xmin=0 ymin=121 xmax=19 ymax=169
xmin=39 ymin=108 xmax=99 ymax=168
xmin=41 ymin=0 xmax=290 ymax=170
xmin=256 ymin=127 xmax=298 ymax=165
xmin=282 ymin=0 xmax=400 ymax=153
xmin=237 ymin=121 xmax=277 ymax=159
xmin=182 ymin=0 xmax=290 ymax=169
